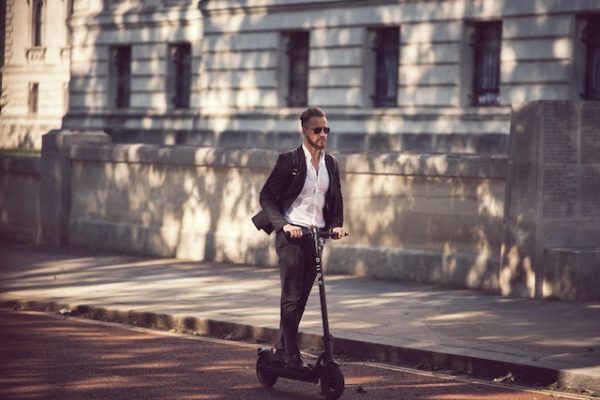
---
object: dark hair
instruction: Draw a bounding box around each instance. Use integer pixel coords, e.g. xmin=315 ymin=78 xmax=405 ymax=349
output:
xmin=300 ymin=107 xmax=326 ymax=127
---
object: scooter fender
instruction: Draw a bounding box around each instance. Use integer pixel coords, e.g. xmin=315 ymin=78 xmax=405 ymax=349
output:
xmin=257 ymin=347 xmax=274 ymax=358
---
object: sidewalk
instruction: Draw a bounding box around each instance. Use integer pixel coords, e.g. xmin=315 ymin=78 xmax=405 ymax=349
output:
xmin=1 ymin=240 xmax=599 ymax=393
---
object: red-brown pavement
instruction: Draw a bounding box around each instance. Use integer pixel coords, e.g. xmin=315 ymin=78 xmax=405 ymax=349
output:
xmin=0 ymin=309 xmax=588 ymax=400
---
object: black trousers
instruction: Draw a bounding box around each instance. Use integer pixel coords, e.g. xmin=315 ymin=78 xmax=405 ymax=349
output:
xmin=274 ymin=230 xmax=317 ymax=356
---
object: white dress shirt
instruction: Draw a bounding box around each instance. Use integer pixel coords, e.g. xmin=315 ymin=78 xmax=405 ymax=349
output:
xmin=284 ymin=144 xmax=330 ymax=228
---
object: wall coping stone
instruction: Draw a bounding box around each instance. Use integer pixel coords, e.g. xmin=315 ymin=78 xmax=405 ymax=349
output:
xmin=42 ymin=130 xmax=112 ymax=152
xmin=65 ymin=106 xmax=512 ymax=120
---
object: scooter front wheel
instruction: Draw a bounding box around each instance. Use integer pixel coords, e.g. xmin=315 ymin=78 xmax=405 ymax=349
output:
xmin=320 ymin=364 xmax=344 ymax=400
xmin=256 ymin=353 xmax=277 ymax=387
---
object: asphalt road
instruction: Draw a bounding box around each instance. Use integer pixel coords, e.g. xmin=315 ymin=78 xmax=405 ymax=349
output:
xmin=0 ymin=309 xmax=586 ymax=400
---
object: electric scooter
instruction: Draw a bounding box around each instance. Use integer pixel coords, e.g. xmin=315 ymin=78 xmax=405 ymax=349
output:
xmin=256 ymin=227 xmax=346 ymax=400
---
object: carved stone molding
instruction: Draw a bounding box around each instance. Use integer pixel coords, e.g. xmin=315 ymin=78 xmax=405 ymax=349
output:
xmin=104 ymin=0 xmax=191 ymax=10
xmin=26 ymin=0 xmax=46 ymax=6
xmin=26 ymin=47 xmax=47 ymax=63
xmin=61 ymin=47 xmax=71 ymax=63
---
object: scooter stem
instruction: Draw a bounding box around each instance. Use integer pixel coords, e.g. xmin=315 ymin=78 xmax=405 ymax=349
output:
xmin=313 ymin=227 xmax=334 ymax=361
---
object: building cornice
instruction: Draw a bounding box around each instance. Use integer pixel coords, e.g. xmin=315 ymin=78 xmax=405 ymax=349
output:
xmin=198 ymin=0 xmax=439 ymax=17
xmin=69 ymin=3 xmax=202 ymax=30
xmin=198 ymin=0 xmax=600 ymax=19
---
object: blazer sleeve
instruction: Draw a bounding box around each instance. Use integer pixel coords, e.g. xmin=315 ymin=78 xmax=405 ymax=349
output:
xmin=259 ymin=153 xmax=293 ymax=233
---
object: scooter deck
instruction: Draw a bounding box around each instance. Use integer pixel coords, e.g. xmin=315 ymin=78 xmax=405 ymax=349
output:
xmin=259 ymin=363 xmax=319 ymax=383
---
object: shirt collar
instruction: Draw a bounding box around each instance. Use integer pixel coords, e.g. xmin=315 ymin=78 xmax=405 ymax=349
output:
xmin=302 ymin=144 xmax=325 ymax=163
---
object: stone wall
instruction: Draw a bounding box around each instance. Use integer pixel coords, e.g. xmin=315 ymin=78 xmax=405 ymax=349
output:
xmin=2 ymin=100 xmax=597 ymax=299
xmin=37 ymin=132 xmax=503 ymax=292
xmin=500 ymin=101 xmax=600 ymax=300
xmin=328 ymin=152 xmax=507 ymax=290
xmin=0 ymin=155 xmax=41 ymax=242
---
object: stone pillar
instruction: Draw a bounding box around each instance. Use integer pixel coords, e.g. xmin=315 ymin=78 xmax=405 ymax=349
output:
xmin=500 ymin=101 xmax=600 ymax=299
xmin=39 ymin=130 xmax=111 ymax=247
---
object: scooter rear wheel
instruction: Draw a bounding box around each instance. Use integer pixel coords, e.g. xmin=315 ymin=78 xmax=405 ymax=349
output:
xmin=256 ymin=354 xmax=278 ymax=387
xmin=320 ymin=364 xmax=344 ymax=400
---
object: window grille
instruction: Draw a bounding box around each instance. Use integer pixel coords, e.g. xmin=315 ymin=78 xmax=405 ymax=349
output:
xmin=471 ymin=21 xmax=502 ymax=106
xmin=582 ymin=16 xmax=600 ymax=100
xmin=372 ymin=27 xmax=399 ymax=107
xmin=285 ymin=31 xmax=309 ymax=107
xmin=169 ymin=43 xmax=191 ymax=109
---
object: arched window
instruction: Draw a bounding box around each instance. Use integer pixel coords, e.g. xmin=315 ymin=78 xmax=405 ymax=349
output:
xmin=32 ymin=0 xmax=44 ymax=47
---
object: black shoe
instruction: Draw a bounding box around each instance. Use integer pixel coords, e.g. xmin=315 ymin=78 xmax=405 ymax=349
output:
xmin=273 ymin=349 xmax=286 ymax=366
xmin=286 ymin=354 xmax=310 ymax=372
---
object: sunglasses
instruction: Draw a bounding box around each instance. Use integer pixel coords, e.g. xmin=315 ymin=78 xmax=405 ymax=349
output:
xmin=311 ymin=127 xmax=330 ymax=135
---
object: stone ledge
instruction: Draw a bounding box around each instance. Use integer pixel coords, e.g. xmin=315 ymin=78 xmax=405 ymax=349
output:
xmin=104 ymin=128 xmax=509 ymax=154
xmin=65 ymin=106 xmax=511 ymax=120
xmin=42 ymin=129 xmax=111 ymax=152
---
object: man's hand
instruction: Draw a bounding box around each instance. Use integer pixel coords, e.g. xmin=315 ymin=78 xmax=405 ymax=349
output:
xmin=283 ymin=224 xmax=303 ymax=239
xmin=332 ymin=227 xmax=347 ymax=240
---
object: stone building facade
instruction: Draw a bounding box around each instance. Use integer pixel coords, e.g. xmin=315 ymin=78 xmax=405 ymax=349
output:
xmin=63 ymin=0 xmax=203 ymax=145
xmin=0 ymin=0 xmax=73 ymax=149
xmin=192 ymin=0 xmax=599 ymax=155
xmin=1 ymin=0 xmax=599 ymax=151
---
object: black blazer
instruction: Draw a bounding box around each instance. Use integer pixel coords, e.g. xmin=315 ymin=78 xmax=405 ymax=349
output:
xmin=252 ymin=146 xmax=343 ymax=234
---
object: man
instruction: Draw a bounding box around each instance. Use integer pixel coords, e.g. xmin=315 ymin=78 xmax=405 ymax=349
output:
xmin=252 ymin=106 xmax=346 ymax=371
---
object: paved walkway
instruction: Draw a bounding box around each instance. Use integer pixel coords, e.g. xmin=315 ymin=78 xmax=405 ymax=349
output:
xmin=1 ymin=241 xmax=599 ymax=393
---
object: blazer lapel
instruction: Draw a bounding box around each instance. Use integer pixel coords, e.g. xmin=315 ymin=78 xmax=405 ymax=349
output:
xmin=295 ymin=146 xmax=307 ymax=190
xmin=279 ymin=146 xmax=306 ymax=213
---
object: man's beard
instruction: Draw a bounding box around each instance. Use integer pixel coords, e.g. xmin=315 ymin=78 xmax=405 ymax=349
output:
xmin=306 ymin=134 xmax=326 ymax=150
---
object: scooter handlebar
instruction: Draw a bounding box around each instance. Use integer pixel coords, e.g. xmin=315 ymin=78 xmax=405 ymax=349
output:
xmin=287 ymin=227 xmax=349 ymax=240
